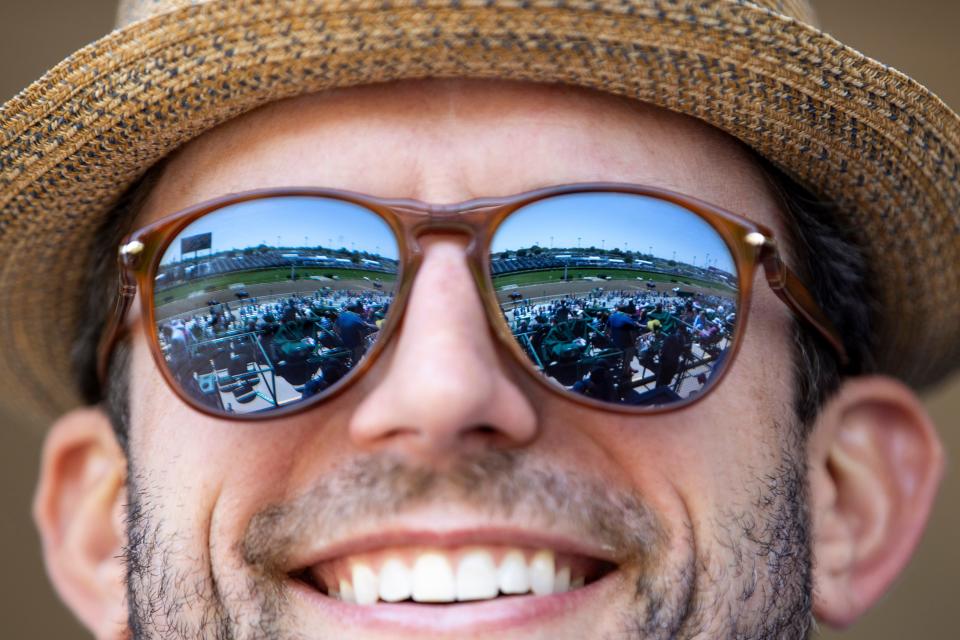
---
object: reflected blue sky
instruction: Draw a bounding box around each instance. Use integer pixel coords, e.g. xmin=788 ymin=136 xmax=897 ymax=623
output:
xmin=162 ymin=192 xmax=735 ymax=273
xmin=492 ymin=193 xmax=735 ymax=271
xmin=162 ymin=197 xmax=399 ymax=264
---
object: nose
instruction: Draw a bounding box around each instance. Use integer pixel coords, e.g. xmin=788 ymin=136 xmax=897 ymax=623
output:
xmin=348 ymin=234 xmax=538 ymax=461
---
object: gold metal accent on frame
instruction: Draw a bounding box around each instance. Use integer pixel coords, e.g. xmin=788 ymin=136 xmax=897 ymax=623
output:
xmin=120 ymin=240 xmax=145 ymax=256
xmin=745 ymin=232 xmax=767 ymax=247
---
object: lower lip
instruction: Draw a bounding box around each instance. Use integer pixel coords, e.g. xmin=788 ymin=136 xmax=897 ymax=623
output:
xmin=287 ymin=570 xmax=622 ymax=634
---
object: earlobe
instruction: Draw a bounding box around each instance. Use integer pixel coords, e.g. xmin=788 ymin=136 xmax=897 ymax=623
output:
xmin=808 ymin=377 xmax=944 ymax=628
xmin=33 ymin=407 xmax=129 ymax=639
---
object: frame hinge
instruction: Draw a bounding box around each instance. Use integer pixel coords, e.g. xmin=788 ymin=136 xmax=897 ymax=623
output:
xmin=119 ymin=240 xmax=145 ymax=268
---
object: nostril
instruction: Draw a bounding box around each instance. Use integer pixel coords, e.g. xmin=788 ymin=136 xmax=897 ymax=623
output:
xmin=456 ymin=423 xmax=529 ymax=452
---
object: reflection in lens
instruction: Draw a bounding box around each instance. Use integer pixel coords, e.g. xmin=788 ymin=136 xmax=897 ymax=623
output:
xmin=153 ymin=197 xmax=399 ymax=415
xmin=491 ymin=192 xmax=739 ymax=409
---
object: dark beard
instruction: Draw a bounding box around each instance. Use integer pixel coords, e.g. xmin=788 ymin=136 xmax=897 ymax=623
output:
xmin=681 ymin=452 xmax=813 ymax=639
xmin=123 ymin=436 xmax=812 ymax=639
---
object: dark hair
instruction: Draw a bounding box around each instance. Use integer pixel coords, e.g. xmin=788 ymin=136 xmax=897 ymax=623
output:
xmin=71 ymin=165 xmax=159 ymax=410
xmin=71 ymin=158 xmax=169 ymax=450
xmin=759 ymin=159 xmax=875 ymax=429
xmin=74 ymin=158 xmax=874 ymax=442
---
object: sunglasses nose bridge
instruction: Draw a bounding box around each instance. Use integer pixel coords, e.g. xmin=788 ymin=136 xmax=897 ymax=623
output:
xmin=402 ymin=206 xmax=500 ymax=257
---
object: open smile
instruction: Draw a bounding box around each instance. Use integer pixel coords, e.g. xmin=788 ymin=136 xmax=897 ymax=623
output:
xmin=286 ymin=527 xmax=622 ymax=633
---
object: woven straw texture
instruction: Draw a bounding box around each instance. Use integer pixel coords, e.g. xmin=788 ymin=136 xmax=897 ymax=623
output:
xmin=0 ymin=0 xmax=958 ymax=427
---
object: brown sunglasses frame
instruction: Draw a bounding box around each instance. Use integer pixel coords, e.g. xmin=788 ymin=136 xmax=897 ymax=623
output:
xmin=98 ymin=182 xmax=848 ymax=421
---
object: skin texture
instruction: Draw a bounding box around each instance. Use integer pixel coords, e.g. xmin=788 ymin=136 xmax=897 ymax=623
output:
xmin=33 ymin=79 xmax=945 ymax=639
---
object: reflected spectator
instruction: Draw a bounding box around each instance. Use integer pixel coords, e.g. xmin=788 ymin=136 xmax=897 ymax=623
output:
xmin=336 ymin=303 xmax=378 ymax=364
xmin=572 ymin=366 xmax=616 ymax=402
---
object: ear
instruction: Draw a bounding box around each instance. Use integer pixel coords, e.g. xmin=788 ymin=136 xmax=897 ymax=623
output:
xmin=33 ymin=407 xmax=129 ymax=639
xmin=807 ymin=376 xmax=945 ymax=628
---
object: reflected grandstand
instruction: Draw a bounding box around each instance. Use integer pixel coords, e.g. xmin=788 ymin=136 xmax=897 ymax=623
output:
xmin=151 ymin=195 xmax=400 ymax=414
xmin=490 ymin=246 xmax=738 ymax=407
xmin=153 ymin=242 xmax=398 ymax=414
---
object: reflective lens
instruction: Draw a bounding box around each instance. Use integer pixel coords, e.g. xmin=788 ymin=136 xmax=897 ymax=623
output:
xmin=491 ymin=192 xmax=740 ymax=409
xmin=153 ymin=197 xmax=399 ymax=414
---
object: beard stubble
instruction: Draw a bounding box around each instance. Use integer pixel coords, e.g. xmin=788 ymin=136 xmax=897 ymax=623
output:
xmin=123 ymin=433 xmax=813 ymax=640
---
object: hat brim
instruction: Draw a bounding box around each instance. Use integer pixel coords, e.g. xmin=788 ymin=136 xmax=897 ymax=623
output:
xmin=1 ymin=0 xmax=958 ymax=426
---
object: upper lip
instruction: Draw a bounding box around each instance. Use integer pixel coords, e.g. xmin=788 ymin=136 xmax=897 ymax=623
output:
xmin=284 ymin=515 xmax=624 ymax=573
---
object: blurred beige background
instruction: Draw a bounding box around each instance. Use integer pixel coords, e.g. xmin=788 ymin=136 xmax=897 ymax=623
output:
xmin=1 ymin=0 xmax=957 ymax=637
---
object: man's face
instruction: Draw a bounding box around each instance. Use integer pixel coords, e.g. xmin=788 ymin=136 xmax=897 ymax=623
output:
xmin=123 ymin=79 xmax=808 ymax=639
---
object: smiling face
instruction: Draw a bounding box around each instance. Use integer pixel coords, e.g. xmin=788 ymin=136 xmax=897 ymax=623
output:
xmin=108 ymin=79 xmax=811 ymax=639
xmin=120 ymin=79 xmax=815 ymax=638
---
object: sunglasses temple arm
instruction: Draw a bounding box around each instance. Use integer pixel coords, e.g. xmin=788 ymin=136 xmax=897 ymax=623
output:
xmin=760 ymin=249 xmax=851 ymax=367
xmin=96 ymin=270 xmax=137 ymax=388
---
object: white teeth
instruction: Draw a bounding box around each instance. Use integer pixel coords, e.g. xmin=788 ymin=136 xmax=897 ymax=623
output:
xmin=498 ymin=550 xmax=530 ymax=595
xmin=411 ymin=553 xmax=457 ymax=603
xmin=456 ymin=550 xmax=499 ymax=601
xmin=352 ymin=564 xmax=379 ymax=605
xmin=378 ymin=558 xmax=412 ymax=603
xmin=338 ymin=578 xmax=355 ymax=604
xmin=330 ymin=548 xmax=591 ymax=603
xmin=529 ymin=550 xmax=556 ymax=596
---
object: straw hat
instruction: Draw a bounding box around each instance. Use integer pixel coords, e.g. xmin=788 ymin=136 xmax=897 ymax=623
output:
xmin=1 ymin=0 xmax=958 ymax=428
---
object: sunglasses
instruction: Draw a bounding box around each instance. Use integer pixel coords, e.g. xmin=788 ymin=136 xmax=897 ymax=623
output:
xmin=98 ymin=183 xmax=848 ymax=420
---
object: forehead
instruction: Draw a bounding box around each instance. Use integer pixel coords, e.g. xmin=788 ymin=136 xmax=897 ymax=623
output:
xmin=140 ymin=78 xmax=782 ymax=228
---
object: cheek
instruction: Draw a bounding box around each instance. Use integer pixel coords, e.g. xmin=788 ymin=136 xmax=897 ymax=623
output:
xmin=128 ymin=337 xmax=306 ymax=540
xmin=128 ymin=335 xmax=371 ymax=552
xmin=555 ymin=311 xmax=797 ymax=535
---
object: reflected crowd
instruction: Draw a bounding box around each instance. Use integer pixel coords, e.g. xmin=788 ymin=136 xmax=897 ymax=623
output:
xmin=154 ymin=282 xmax=737 ymax=414
xmin=156 ymin=288 xmax=392 ymax=413
xmin=503 ymin=288 xmax=737 ymax=407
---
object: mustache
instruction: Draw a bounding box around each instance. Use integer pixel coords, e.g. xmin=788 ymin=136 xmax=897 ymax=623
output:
xmin=240 ymin=449 xmax=666 ymax=573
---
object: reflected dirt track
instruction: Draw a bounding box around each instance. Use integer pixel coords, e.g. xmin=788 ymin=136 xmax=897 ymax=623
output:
xmin=155 ymin=278 xmax=391 ymax=320
xmin=493 ymin=277 xmax=730 ymax=304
